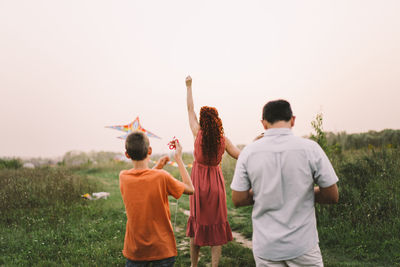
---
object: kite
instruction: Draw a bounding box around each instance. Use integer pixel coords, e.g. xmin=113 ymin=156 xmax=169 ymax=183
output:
xmin=106 ymin=116 xmax=161 ymax=140
xmin=106 ymin=121 xmax=192 ymax=168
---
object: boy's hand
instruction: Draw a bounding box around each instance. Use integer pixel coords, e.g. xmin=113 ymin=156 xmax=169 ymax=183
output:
xmin=185 ymin=76 xmax=192 ymax=88
xmin=173 ymin=140 xmax=183 ymax=161
xmin=153 ymin=155 xmax=170 ymax=169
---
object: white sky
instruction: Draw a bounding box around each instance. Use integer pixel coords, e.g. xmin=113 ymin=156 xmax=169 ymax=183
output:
xmin=1 ymin=0 xmax=399 ymax=158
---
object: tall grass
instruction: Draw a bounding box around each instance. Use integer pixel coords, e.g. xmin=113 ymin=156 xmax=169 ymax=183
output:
xmin=222 ymin=148 xmax=400 ymax=265
xmin=0 ymin=165 xmax=119 ymax=266
xmin=221 ymin=154 xmax=253 ymax=238
xmin=317 ymin=148 xmax=400 ymax=264
xmin=217 ymin=114 xmax=400 ymax=265
xmin=0 ymin=167 xmax=97 ymax=224
xmin=311 ymin=114 xmax=399 ymax=265
xmin=2 ymin=130 xmax=399 ymax=265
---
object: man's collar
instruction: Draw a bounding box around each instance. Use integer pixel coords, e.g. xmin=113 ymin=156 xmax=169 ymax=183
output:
xmin=263 ymin=128 xmax=293 ymax=136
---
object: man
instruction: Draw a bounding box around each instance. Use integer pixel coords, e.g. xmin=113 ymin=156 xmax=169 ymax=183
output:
xmin=231 ymin=99 xmax=338 ymax=266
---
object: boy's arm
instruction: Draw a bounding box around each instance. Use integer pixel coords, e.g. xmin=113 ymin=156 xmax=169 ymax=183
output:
xmin=173 ymin=140 xmax=194 ymax=195
xmin=176 ymin=158 xmax=194 ymax=195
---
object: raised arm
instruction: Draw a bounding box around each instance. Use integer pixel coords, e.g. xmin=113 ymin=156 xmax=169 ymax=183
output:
xmin=186 ymin=76 xmax=200 ymax=138
xmin=225 ymin=136 xmax=240 ymax=159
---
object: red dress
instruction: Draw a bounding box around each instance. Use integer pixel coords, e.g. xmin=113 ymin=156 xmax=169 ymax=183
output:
xmin=186 ymin=130 xmax=233 ymax=246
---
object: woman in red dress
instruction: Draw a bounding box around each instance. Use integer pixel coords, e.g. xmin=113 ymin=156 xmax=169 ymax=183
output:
xmin=185 ymin=76 xmax=240 ymax=267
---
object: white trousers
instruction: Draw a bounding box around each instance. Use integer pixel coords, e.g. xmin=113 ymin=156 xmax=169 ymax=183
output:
xmin=254 ymin=244 xmax=324 ymax=267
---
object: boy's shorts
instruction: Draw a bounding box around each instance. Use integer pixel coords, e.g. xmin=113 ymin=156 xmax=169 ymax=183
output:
xmin=125 ymin=256 xmax=175 ymax=267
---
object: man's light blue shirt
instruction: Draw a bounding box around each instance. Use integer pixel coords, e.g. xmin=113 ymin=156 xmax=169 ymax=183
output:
xmin=231 ymin=128 xmax=338 ymax=261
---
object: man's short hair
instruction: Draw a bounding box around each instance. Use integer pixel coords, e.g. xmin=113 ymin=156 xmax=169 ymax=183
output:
xmin=125 ymin=131 xmax=149 ymax=160
xmin=262 ymin=99 xmax=293 ymax=124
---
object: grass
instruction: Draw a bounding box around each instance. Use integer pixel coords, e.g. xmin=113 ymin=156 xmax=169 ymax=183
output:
xmin=0 ymin=168 xmax=97 ymax=220
xmin=315 ymin=148 xmax=400 ymax=265
xmin=220 ymin=149 xmax=400 ymax=266
xmin=1 ymin=148 xmax=399 ymax=266
xmin=169 ymin=193 xmax=255 ymax=267
xmin=0 ymin=167 xmax=125 ymax=266
xmin=0 ymin=162 xmax=254 ymax=266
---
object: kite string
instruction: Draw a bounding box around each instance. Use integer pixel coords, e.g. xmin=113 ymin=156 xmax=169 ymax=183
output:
xmin=173 ymin=198 xmax=179 ymax=231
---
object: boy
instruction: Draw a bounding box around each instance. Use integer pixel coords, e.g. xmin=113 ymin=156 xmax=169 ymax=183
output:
xmin=119 ymin=131 xmax=194 ymax=267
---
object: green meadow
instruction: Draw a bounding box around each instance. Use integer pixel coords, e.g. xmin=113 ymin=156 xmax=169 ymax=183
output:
xmin=1 ymin=127 xmax=400 ymax=266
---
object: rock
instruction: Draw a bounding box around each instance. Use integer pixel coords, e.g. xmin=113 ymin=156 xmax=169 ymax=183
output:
xmin=23 ymin=162 xmax=35 ymax=169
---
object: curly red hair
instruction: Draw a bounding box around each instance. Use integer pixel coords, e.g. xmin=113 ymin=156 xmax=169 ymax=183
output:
xmin=199 ymin=106 xmax=224 ymax=162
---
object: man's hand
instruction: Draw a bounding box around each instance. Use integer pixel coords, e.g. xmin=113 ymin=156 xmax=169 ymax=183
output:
xmin=152 ymin=155 xmax=170 ymax=170
xmin=185 ymin=75 xmax=192 ymax=88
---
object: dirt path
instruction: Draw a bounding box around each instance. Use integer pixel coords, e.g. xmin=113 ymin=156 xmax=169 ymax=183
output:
xmin=180 ymin=209 xmax=252 ymax=249
xmin=231 ymin=231 xmax=252 ymax=249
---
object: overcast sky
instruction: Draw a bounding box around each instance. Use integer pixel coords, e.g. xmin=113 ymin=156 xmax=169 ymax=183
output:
xmin=1 ymin=0 xmax=399 ymax=158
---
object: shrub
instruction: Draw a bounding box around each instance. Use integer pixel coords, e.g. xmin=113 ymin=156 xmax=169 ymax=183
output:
xmin=0 ymin=158 xmax=22 ymax=169
xmin=310 ymin=113 xmax=400 ymax=264
xmin=317 ymin=148 xmax=400 ymax=264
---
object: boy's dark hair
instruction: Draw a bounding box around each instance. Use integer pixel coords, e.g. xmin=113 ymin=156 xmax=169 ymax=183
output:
xmin=262 ymin=99 xmax=293 ymax=124
xmin=125 ymin=131 xmax=149 ymax=160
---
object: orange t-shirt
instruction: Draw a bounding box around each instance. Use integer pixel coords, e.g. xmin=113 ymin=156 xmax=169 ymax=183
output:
xmin=119 ymin=168 xmax=185 ymax=261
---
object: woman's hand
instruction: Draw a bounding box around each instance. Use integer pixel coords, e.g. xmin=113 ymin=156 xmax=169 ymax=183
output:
xmin=253 ymin=132 xmax=264 ymax=141
xmin=185 ymin=75 xmax=192 ymax=88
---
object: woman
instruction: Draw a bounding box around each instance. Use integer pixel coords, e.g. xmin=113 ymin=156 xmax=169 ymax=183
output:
xmin=185 ymin=76 xmax=240 ymax=267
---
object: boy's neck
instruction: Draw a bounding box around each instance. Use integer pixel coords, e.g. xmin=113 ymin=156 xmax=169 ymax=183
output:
xmin=132 ymin=158 xmax=150 ymax=170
